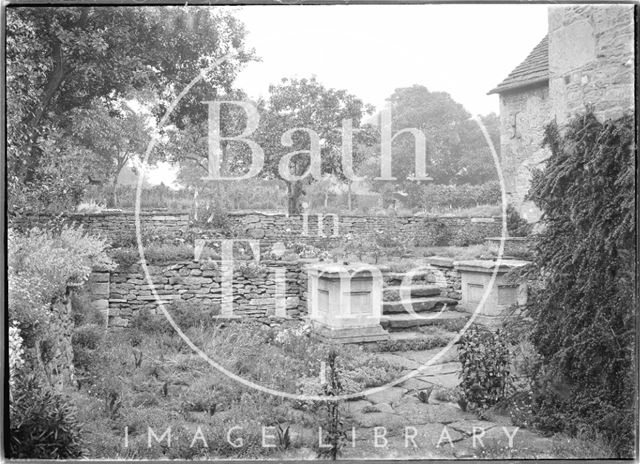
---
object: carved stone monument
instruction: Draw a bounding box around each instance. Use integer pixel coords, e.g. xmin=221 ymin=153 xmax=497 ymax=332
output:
xmin=455 ymin=259 xmax=530 ymax=323
xmin=307 ymin=263 xmax=389 ymax=343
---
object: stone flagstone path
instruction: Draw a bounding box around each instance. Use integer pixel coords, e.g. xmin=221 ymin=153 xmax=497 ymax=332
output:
xmin=336 ymin=346 xmax=556 ymax=459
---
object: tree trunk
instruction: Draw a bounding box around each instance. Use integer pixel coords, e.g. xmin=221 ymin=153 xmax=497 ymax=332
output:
xmin=287 ymin=182 xmax=303 ymax=215
xmin=193 ymin=187 xmax=199 ymax=221
xmin=110 ymin=180 xmax=118 ymax=208
xmin=347 ymin=183 xmax=352 ymax=211
xmin=324 ymin=191 xmax=329 ymax=208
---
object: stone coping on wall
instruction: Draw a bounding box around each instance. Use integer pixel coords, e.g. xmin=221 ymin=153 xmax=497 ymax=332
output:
xmin=425 ymin=256 xmax=456 ymax=268
xmin=17 ymin=210 xmax=189 ymax=218
xmin=228 ymin=210 xmax=502 ymax=221
xmin=454 ymin=259 xmax=531 ymax=273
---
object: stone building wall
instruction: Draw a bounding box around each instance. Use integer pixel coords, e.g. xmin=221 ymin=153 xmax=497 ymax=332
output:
xmin=495 ymin=5 xmax=634 ymax=222
xmin=498 ymin=86 xmax=552 ymax=222
xmin=549 ymin=5 xmax=635 ymax=124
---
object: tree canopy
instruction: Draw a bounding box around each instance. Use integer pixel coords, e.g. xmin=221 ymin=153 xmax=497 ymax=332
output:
xmin=7 ymin=6 xmax=254 ymax=216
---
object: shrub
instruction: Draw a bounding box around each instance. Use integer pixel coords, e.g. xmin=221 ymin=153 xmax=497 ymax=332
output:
xmin=9 ymin=324 xmax=25 ymax=393
xmin=9 ymin=373 xmax=84 ymax=458
xmin=506 ymin=204 xmax=532 ymax=237
xmin=72 ymin=324 xmax=105 ymax=372
xmin=129 ymin=310 xmax=171 ymax=335
xmin=526 ymin=112 xmax=635 ymax=457
xmin=168 ymin=299 xmax=220 ymax=330
xmin=8 ymin=225 xmax=114 ymax=362
xmin=458 ymin=325 xmax=511 ymax=410
xmin=70 ymin=290 xmax=104 ymax=327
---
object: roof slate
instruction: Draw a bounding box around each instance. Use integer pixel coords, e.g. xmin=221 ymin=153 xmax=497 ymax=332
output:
xmin=488 ymin=35 xmax=549 ymax=95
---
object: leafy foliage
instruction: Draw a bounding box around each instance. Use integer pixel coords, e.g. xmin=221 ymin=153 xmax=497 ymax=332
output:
xmin=506 ymin=204 xmax=532 ymax=237
xmin=526 ymin=112 xmax=635 ymax=457
xmin=318 ymin=350 xmax=346 ymax=460
xmin=367 ymin=85 xmax=500 ymax=199
xmin=8 ymin=225 xmax=114 ymax=352
xmin=7 ymin=6 xmax=253 ymax=217
xmin=458 ymin=325 xmax=511 ymax=410
xmin=257 ymin=77 xmax=376 ymax=214
xmin=9 ymin=373 xmax=84 ymax=459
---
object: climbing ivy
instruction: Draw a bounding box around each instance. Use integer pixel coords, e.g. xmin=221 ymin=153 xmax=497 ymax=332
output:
xmin=526 ymin=111 xmax=635 ymax=457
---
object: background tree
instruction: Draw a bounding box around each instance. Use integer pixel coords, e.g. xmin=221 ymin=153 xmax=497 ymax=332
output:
xmin=367 ymin=85 xmax=499 ymax=207
xmin=6 ymin=6 xmax=254 ymax=216
xmin=70 ymin=100 xmax=152 ymax=207
xmin=256 ymin=77 xmax=375 ymax=214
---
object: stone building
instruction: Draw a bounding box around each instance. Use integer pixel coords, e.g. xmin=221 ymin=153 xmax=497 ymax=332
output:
xmin=488 ymin=5 xmax=635 ymax=221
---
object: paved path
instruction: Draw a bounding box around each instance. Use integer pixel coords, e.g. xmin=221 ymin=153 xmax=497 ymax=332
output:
xmin=336 ymin=347 xmax=555 ymax=459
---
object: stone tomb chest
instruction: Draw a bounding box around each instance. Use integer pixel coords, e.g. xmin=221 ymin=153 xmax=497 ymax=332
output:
xmin=307 ymin=263 xmax=389 ymax=343
xmin=454 ymin=259 xmax=530 ymax=319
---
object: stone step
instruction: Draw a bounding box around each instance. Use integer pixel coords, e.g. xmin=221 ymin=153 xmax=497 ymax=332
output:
xmin=383 ymin=285 xmax=441 ymax=300
xmin=381 ymin=310 xmax=469 ymax=331
xmin=383 ymin=297 xmax=458 ymax=314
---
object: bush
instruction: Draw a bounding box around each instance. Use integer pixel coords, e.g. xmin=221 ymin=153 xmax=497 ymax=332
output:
xmin=72 ymin=324 xmax=105 ymax=372
xmin=527 ymin=112 xmax=635 ymax=457
xmin=70 ymin=290 xmax=104 ymax=327
xmin=9 ymin=373 xmax=84 ymax=458
xmin=458 ymin=325 xmax=511 ymax=410
xmin=506 ymin=204 xmax=532 ymax=237
xmin=8 ymin=225 xmax=114 ymax=362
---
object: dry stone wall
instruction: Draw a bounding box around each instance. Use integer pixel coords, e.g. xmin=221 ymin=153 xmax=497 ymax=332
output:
xmin=228 ymin=212 xmax=501 ymax=249
xmin=11 ymin=211 xmax=190 ymax=244
xmin=102 ymin=260 xmax=309 ymax=327
xmin=13 ymin=211 xmax=501 ymax=249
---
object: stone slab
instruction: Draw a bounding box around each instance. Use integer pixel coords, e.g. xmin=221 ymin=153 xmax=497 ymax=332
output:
xmin=364 ymin=386 xmax=406 ymax=405
xmin=383 ymin=297 xmax=458 ymax=314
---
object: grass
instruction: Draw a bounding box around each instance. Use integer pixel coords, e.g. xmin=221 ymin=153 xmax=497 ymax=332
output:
xmin=69 ymin=319 xmax=403 ymax=459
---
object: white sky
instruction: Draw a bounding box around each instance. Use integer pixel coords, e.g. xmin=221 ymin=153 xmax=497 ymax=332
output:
xmin=145 ymin=4 xmax=549 ymax=187
xmin=231 ymin=4 xmax=549 ymax=117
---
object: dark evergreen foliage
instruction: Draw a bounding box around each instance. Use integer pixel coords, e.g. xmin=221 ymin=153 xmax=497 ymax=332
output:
xmin=527 ymin=112 xmax=635 ymax=457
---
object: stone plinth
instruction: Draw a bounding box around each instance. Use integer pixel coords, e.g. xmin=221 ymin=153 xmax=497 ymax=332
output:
xmin=454 ymin=259 xmax=530 ymax=318
xmin=307 ymin=263 xmax=389 ymax=343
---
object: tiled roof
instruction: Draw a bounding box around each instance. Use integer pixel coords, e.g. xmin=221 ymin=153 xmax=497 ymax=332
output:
xmin=488 ymin=35 xmax=549 ymax=95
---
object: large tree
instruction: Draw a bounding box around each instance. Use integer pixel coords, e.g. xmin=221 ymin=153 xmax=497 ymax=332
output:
xmin=6 ymin=6 xmax=253 ymax=216
xmin=367 ymin=85 xmax=499 ymax=204
xmin=257 ymin=77 xmax=375 ymax=214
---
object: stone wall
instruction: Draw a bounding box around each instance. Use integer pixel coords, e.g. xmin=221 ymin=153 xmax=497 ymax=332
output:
xmin=15 ymin=211 xmax=501 ymax=249
xmin=549 ymin=5 xmax=635 ymax=124
xmin=229 ymin=212 xmax=502 ymax=249
xmin=11 ymin=211 xmax=190 ymax=244
xmin=426 ymin=257 xmax=462 ymax=301
xmin=498 ymin=86 xmax=552 ymax=222
xmin=101 ymin=260 xmax=309 ymax=327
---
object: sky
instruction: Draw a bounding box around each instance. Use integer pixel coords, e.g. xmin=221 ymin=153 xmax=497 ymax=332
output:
xmin=232 ymin=4 xmax=549 ymax=117
xmin=145 ymin=4 xmax=549 ymax=187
